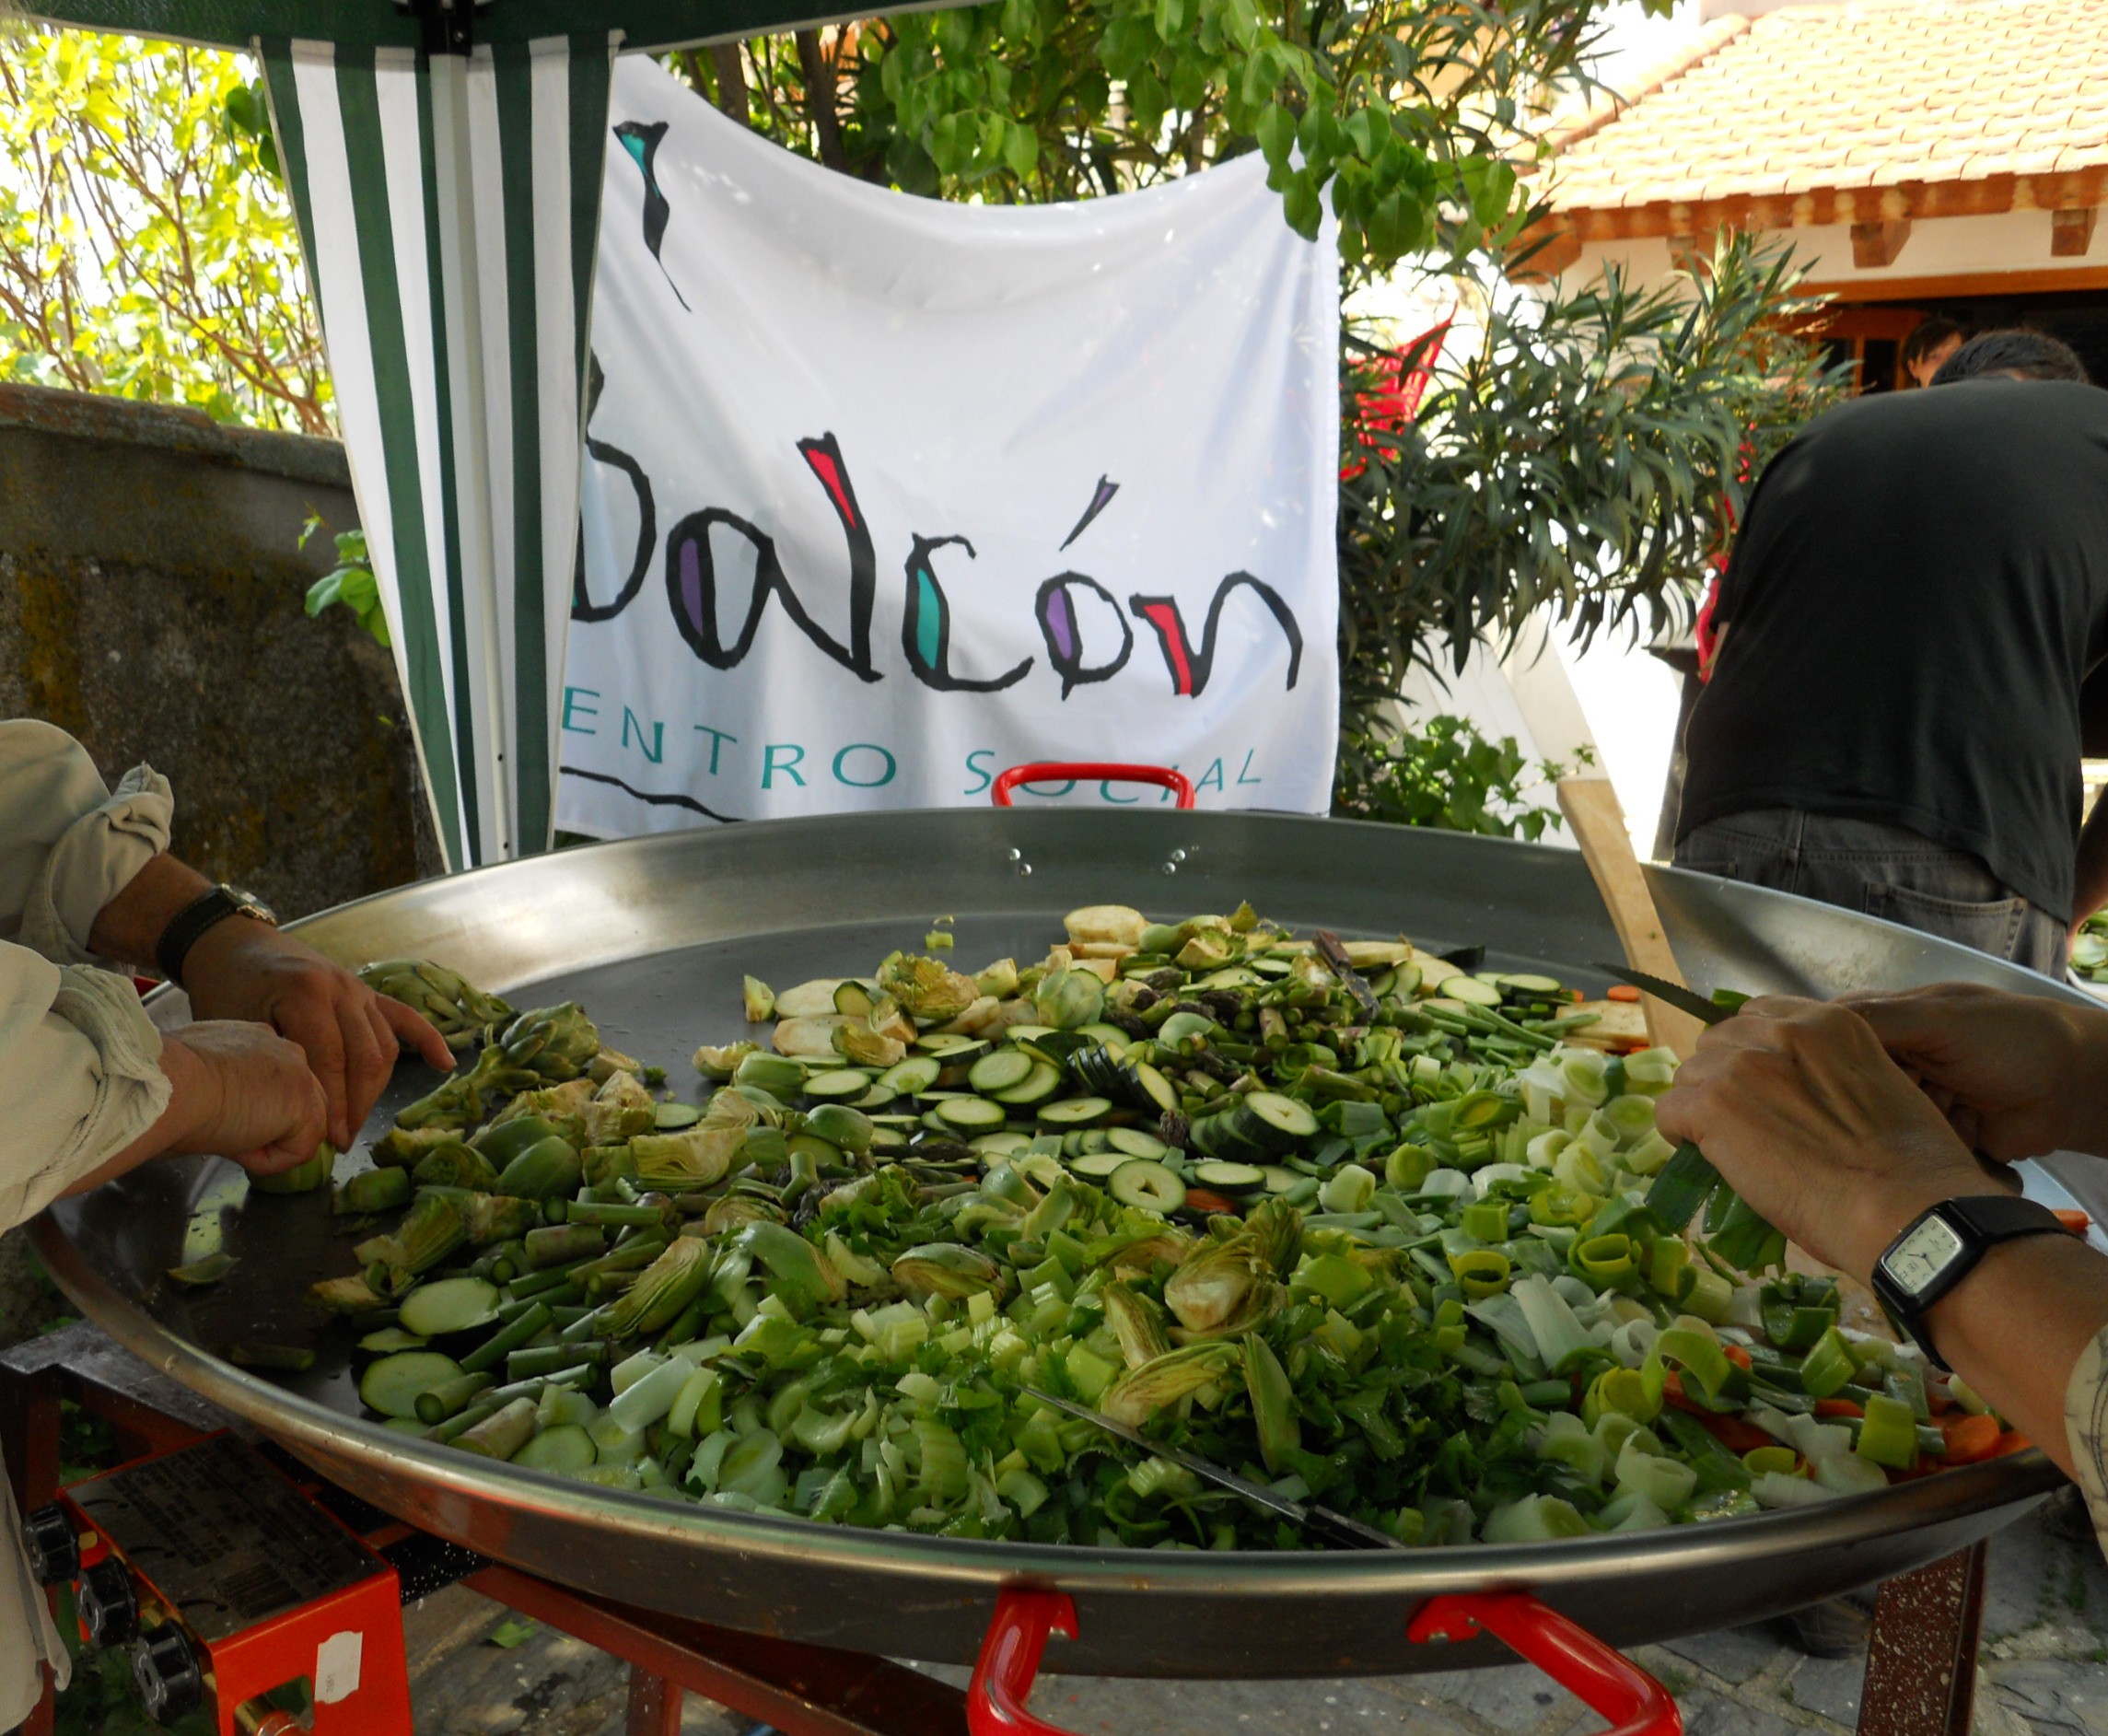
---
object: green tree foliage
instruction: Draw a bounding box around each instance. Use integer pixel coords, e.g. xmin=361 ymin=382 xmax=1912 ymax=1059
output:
xmin=1334 ymin=712 xmax=1587 ymax=839
xmin=1336 ymin=234 xmax=1841 ymax=751
xmin=0 ymin=28 xmax=329 ymax=433
xmin=678 ymin=0 xmax=1613 ymax=272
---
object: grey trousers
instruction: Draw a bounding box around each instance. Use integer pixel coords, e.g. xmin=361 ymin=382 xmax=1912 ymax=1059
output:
xmin=1674 ymin=808 xmax=2068 ymax=978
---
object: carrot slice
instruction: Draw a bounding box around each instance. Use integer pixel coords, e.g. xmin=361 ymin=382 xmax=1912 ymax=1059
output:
xmin=1723 ymin=1344 xmax=1753 ymax=1370
xmin=1813 ymin=1397 xmax=1865 ymax=1419
xmin=1182 ymin=1188 xmax=1239 ymax=1216
xmin=2054 ymin=1208 xmax=2091 ymax=1236
xmin=1994 ymin=1430 xmax=2032 ymax=1456
xmin=1939 ymin=1413 xmax=2003 ymax=1463
xmin=1606 ymin=985 xmax=1641 ymax=1003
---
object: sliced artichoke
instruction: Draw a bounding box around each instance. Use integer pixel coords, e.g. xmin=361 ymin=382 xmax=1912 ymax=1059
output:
xmin=891 ymin=1241 xmax=1006 ymax=1302
xmin=1101 ymin=1343 xmax=1241 ymax=1427
xmin=631 ymin=1124 xmax=745 ymax=1192
xmin=877 ymin=953 xmax=980 ymax=1024
xmin=834 ymin=1022 xmax=906 ymax=1068
xmin=601 ymin=1237 xmax=716 ymax=1339
xmin=693 ymin=1041 xmax=758 ymax=1079
xmin=1101 ymin=1281 xmax=1174 ymax=1369
xmin=1034 ymin=967 xmax=1105 ymax=1031
xmin=974 ymin=958 xmax=1020 ymax=999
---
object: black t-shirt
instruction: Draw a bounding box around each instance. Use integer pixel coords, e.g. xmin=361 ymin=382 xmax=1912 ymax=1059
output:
xmin=1678 ymin=379 xmax=2108 ymax=920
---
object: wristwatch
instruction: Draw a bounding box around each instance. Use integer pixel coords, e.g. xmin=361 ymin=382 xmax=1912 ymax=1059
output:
xmin=1869 ymin=1194 xmax=2066 ymax=1370
xmin=156 ymin=884 xmax=278 ymax=988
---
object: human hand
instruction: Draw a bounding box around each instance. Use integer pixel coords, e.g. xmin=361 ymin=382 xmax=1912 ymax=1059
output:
xmin=181 ymin=921 xmax=454 ymax=1147
xmin=158 ymin=1022 xmax=331 ymax=1176
xmin=1838 ymin=982 xmax=2108 ymax=1162
xmin=1654 ymin=997 xmax=1992 ymax=1284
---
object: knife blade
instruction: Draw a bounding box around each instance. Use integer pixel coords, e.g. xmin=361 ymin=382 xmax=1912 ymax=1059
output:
xmin=1313 ymin=930 xmax=1383 ymax=1022
xmin=1022 ymin=1387 xmax=1401 ymax=1552
xmin=1592 ymin=962 xmax=1735 ymax=1029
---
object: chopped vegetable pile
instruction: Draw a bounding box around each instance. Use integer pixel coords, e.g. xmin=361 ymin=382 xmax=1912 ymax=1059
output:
xmin=2074 ymin=914 xmax=2108 ymax=987
xmin=239 ymin=908 xmax=2021 ymax=1549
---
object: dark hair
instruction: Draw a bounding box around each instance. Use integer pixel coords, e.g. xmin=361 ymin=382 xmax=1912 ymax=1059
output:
xmin=1930 ymin=328 xmax=2089 ymax=385
xmin=1900 ymin=317 xmax=1965 ymax=371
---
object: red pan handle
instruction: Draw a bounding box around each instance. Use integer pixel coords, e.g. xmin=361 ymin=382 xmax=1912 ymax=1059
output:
xmin=967 ymin=1589 xmax=1078 ymax=1736
xmin=967 ymin=1589 xmax=1681 ymax=1736
xmin=1408 ymin=1594 xmax=1683 ymax=1736
xmin=990 ymin=763 xmax=1196 ymax=810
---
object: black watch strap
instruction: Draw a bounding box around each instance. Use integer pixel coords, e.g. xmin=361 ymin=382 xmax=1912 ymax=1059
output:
xmin=1874 ymin=1194 xmax=2066 ymax=1370
xmin=156 ymin=887 xmax=243 ymax=988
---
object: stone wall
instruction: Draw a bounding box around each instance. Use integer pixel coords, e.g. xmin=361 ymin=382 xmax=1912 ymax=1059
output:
xmin=0 ymin=384 xmax=437 ymax=1343
xmin=0 ymin=383 xmax=439 ymax=915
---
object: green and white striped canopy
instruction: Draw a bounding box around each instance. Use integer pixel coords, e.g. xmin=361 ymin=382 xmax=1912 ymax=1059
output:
xmin=27 ymin=1 xmax=879 ymax=867
xmin=262 ymin=33 xmax=614 ymax=868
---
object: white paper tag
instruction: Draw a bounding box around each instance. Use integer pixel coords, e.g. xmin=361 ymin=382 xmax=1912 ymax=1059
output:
xmin=315 ymin=1630 xmax=364 ymax=1705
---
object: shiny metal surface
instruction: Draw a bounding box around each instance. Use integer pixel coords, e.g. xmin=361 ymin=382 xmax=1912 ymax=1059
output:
xmin=36 ymin=810 xmax=2070 ymax=1676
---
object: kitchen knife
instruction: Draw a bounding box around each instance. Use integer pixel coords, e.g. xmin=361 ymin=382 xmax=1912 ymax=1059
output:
xmin=1592 ymin=963 xmax=1737 ymax=1029
xmin=1022 ymin=1387 xmax=1402 ymax=1551
xmin=1314 ymin=930 xmax=1383 ymax=1022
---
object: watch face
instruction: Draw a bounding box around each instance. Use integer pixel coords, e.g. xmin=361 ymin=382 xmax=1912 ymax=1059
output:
xmin=226 ymin=886 xmax=279 ymax=926
xmin=1883 ymin=1214 xmax=1965 ymax=1299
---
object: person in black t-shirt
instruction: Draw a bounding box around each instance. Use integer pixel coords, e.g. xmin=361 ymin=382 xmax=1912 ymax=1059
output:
xmin=1673 ymin=330 xmax=2108 ymax=977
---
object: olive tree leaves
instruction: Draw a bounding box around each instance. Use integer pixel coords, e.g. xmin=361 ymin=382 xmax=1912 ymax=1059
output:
xmin=1334 ymin=233 xmax=1847 ymax=753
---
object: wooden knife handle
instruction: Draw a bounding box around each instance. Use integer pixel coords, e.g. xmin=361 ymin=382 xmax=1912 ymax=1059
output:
xmin=1555 ymin=775 xmax=1707 ymax=1061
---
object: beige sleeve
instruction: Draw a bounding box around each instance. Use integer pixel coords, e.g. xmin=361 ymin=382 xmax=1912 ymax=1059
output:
xmin=0 ymin=718 xmax=173 ymax=966
xmin=2064 ymin=1323 xmax=2108 ymax=1562
xmin=0 ymin=944 xmax=171 ymax=1233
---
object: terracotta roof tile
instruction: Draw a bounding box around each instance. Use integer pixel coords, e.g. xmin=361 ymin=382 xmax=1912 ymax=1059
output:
xmin=1549 ymin=0 xmax=2108 ymax=214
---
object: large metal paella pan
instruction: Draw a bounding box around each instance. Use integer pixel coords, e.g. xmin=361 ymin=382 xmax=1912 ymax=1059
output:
xmin=32 ymin=809 xmax=2070 ymax=1675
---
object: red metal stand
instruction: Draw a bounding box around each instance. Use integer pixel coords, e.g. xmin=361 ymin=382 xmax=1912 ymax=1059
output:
xmin=1408 ymin=1595 xmax=1681 ymax=1736
xmin=964 ymin=1588 xmax=1685 ymax=1736
xmin=990 ymin=762 xmax=1196 ymax=809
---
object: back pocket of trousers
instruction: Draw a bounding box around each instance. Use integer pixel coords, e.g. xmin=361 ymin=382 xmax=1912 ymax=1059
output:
xmin=1864 ymin=881 xmax=2024 ymax=960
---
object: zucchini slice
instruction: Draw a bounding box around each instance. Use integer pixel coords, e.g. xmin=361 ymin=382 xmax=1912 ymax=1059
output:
xmin=920 ymin=1037 xmax=992 ymax=1063
xmin=990 ymin=1061 xmax=1063 ymax=1106
xmin=1037 ymin=1095 xmax=1112 ymax=1128
xmin=358 ymin=1349 xmax=463 ymax=1420
xmin=1238 ymin=1091 xmax=1320 ymax=1150
xmin=1075 ymin=1023 xmax=1132 ymax=1049
xmin=852 ymin=1083 xmax=900 ymax=1111
xmin=652 ymin=1101 xmax=702 ymax=1130
xmin=1444 ymin=976 xmax=1504 ymax=1008
xmin=833 ymin=981 xmax=877 ymax=1017
xmin=1107 ymin=1127 xmax=1166 ymax=1159
xmin=1192 ymin=1160 xmax=1266 ymax=1193
xmin=1131 ymin=1062 xmax=1181 ymax=1117
xmin=935 ymin=1097 xmax=1008 ymax=1132
xmin=1500 ymin=973 xmax=1565 ymax=996
xmin=399 ymin=1276 xmax=503 ymax=1339
xmin=1260 ymin=1165 xmax=1300 ymax=1194
xmin=804 ymin=1068 xmax=874 ymax=1100
xmin=511 ymin=1423 xmax=598 ymax=1474
xmin=967 ymin=1049 xmax=1036 ymax=1094
xmin=970 ymin=1131 xmax=1032 ymax=1158
xmin=1069 ymin=1149 xmax=1130 ymax=1178
xmin=1107 ymin=1159 xmax=1186 ymax=1214
xmin=877 ymin=1055 xmax=942 ymax=1095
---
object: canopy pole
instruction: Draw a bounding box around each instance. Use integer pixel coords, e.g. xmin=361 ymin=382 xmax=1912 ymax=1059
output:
xmin=427 ymin=52 xmax=516 ymax=862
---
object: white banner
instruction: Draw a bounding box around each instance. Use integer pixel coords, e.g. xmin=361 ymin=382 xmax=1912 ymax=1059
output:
xmin=557 ymin=57 xmax=1340 ymax=833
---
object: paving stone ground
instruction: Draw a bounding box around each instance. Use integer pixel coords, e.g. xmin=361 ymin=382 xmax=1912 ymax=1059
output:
xmin=405 ymin=1508 xmax=2108 ymax=1736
